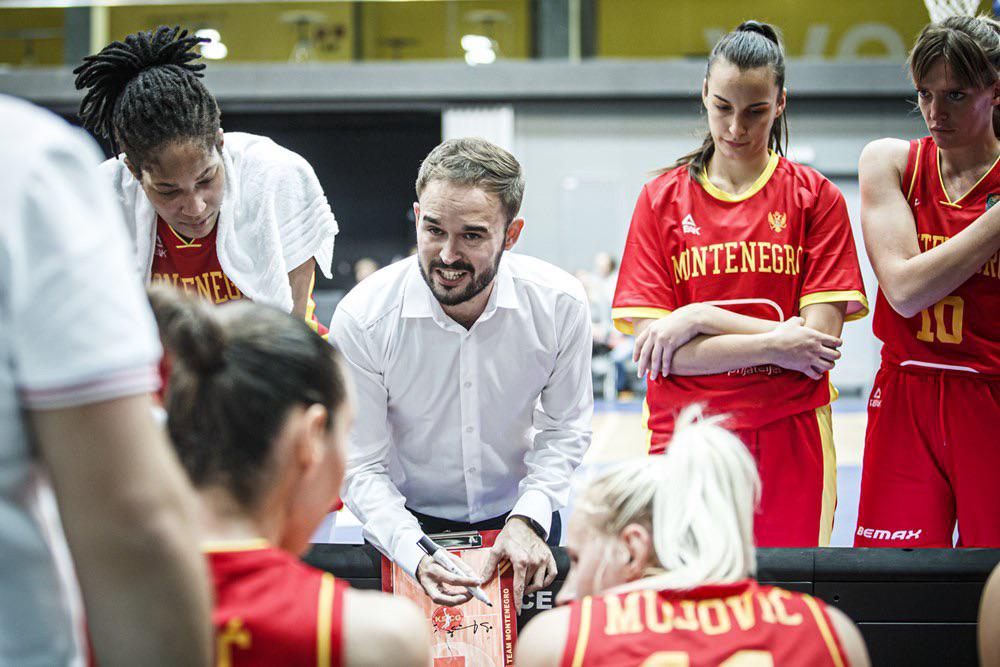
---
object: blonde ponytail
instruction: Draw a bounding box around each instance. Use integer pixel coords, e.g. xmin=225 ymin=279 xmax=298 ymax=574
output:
xmin=577 ymin=405 xmax=760 ymax=592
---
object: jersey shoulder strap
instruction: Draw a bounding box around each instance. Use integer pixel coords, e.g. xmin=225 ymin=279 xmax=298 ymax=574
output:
xmin=560 ymin=596 xmax=596 ymax=667
xmin=901 ymin=138 xmax=926 ymax=205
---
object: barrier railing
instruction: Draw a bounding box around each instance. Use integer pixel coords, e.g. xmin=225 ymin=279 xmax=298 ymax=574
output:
xmin=304 ymin=545 xmax=1000 ymax=667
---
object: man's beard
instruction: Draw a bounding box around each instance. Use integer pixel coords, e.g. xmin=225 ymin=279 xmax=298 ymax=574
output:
xmin=419 ymin=247 xmax=503 ymax=306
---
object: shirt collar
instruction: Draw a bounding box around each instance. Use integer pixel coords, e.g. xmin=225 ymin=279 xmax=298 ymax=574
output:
xmin=400 ymin=254 xmax=519 ymax=324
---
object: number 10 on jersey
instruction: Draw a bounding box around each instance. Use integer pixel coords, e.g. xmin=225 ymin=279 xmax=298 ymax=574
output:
xmin=916 ymin=296 xmax=964 ymax=344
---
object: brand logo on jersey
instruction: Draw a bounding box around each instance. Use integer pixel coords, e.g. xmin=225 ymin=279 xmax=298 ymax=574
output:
xmin=869 ymin=387 xmax=882 ymax=408
xmin=767 ymin=211 xmax=787 ymax=233
xmin=913 ymin=197 xmax=920 ymax=207
xmin=155 ymin=236 xmax=167 ymax=258
xmin=681 ymin=214 xmax=700 ymax=235
xmin=987 ymin=194 xmax=1000 ymax=211
xmin=856 ymin=526 xmax=922 ymax=541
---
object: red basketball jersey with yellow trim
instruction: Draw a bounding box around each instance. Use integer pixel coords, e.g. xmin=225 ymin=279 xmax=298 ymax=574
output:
xmin=151 ymin=217 xmax=246 ymax=304
xmin=560 ymin=579 xmax=849 ymax=667
xmin=872 ymin=136 xmax=1000 ymax=373
xmin=613 ymin=155 xmax=867 ymax=435
xmin=151 ymin=216 xmax=330 ymax=337
xmin=208 ymin=544 xmax=347 ymax=667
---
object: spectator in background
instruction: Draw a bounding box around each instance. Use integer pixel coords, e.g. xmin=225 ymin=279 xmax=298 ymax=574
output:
xmin=75 ymin=26 xmax=338 ymax=336
xmin=580 ymin=254 xmax=636 ymax=399
xmin=354 ymin=257 xmax=381 ymax=284
xmin=0 ymin=95 xmax=211 ymax=666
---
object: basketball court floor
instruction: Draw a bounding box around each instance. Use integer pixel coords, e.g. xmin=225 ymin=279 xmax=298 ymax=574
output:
xmin=317 ymin=398 xmax=868 ymax=548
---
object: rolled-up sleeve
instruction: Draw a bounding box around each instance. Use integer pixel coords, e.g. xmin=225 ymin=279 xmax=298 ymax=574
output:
xmin=514 ymin=296 xmax=594 ymax=537
xmin=329 ymin=307 xmax=425 ymax=576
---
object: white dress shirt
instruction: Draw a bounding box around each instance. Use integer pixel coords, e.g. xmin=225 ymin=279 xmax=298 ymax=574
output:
xmin=330 ymin=253 xmax=593 ymax=576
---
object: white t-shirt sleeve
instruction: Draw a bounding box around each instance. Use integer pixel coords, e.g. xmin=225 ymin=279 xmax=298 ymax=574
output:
xmin=8 ymin=129 xmax=161 ymax=409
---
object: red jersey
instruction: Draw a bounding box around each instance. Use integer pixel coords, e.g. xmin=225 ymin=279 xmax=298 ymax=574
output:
xmin=872 ymin=137 xmax=1000 ymax=374
xmin=613 ymin=154 xmax=867 ymax=439
xmin=561 ymin=579 xmax=849 ymax=667
xmin=151 ymin=217 xmax=246 ymax=304
xmin=207 ymin=541 xmax=347 ymax=667
xmin=150 ymin=217 xmax=329 ymax=337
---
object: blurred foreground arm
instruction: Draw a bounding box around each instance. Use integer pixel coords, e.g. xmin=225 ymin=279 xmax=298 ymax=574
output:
xmin=32 ymin=395 xmax=212 ymax=666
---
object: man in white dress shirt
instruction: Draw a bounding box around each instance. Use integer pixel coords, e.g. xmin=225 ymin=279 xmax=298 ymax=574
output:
xmin=331 ymin=137 xmax=593 ymax=610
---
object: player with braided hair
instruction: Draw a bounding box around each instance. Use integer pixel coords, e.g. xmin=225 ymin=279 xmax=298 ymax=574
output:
xmin=75 ymin=26 xmax=338 ymax=334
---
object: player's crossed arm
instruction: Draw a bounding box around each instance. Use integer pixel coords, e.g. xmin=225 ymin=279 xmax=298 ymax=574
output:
xmin=633 ymin=303 xmax=842 ymax=380
xmin=860 ymin=138 xmax=1000 ymax=318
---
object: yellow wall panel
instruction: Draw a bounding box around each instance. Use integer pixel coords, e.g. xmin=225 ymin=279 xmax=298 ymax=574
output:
xmin=596 ymin=0 xmax=978 ymax=59
xmin=108 ymin=3 xmax=354 ymax=63
xmin=359 ymin=0 xmax=529 ymax=61
xmin=0 ymin=9 xmax=65 ymax=66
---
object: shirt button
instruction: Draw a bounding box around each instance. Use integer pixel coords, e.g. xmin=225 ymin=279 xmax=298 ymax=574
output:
xmin=468 ymin=466 xmax=477 ymax=474
xmin=463 ymin=381 xmax=472 ymax=389
xmin=465 ymin=426 xmax=474 ymax=433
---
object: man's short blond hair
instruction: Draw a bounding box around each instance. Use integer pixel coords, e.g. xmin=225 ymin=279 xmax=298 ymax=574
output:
xmin=415 ymin=137 xmax=525 ymax=222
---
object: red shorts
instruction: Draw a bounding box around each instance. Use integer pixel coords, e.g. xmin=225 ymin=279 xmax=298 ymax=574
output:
xmin=650 ymin=405 xmax=837 ymax=548
xmin=855 ymin=364 xmax=1000 ymax=547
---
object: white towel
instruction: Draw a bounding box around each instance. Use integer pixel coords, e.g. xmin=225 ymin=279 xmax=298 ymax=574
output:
xmin=100 ymin=132 xmax=339 ymax=313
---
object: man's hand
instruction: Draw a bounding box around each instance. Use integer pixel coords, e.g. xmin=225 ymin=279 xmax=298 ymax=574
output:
xmin=765 ymin=317 xmax=843 ymax=380
xmin=479 ymin=517 xmax=558 ymax=613
xmin=416 ymin=554 xmax=479 ymax=607
xmin=633 ymin=305 xmax=704 ymax=380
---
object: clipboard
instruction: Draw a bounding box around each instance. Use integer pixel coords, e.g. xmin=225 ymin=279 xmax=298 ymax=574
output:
xmin=381 ymin=530 xmax=516 ymax=667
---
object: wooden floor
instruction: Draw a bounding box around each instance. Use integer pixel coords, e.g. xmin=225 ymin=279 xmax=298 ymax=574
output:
xmin=320 ymin=399 xmax=870 ymax=547
xmin=587 ymin=400 xmax=866 ymax=466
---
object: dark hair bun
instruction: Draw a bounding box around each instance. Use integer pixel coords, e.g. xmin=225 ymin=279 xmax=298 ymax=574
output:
xmin=736 ymin=20 xmax=782 ymax=47
xmin=147 ymin=285 xmax=226 ymax=376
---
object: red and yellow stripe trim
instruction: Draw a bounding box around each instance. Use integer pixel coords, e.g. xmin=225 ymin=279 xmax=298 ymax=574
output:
xmin=611 ymin=306 xmax=672 ymax=335
xmin=201 ymin=538 xmax=270 ymax=554
xmin=802 ymin=595 xmax=847 ymax=667
xmin=316 ymin=573 xmax=335 ymax=667
xmin=936 ymin=144 xmax=1000 ymax=207
xmin=569 ymin=597 xmax=593 ymax=667
xmin=799 ymin=290 xmax=870 ymax=322
xmin=905 ymin=140 xmax=922 ymax=203
xmin=815 ymin=404 xmax=837 ymax=548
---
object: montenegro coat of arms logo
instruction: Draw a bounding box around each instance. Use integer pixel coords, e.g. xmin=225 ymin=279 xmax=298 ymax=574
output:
xmin=768 ymin=211 xmax=787 ymax=233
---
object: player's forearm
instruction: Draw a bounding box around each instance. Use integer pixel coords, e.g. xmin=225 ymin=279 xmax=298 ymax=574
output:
xmin=634 ymin=305 xmax=778 ymax=341
xmin=670 ymin=332 xmax=777 ymax=376
xmin=77 ymin=486 xmax=213 ymax=666
xmin=33 ymin=399 xmax=212 ymax=666
xmin=687 ymin=303 xmax=781 ymax=336
xmin=879 ymin=209 xmax=1000 ymax=317
xmin=801 ymin=302 xmax=847 ymax=338
xmin=288 ymin=257 xmax=316 ymax=320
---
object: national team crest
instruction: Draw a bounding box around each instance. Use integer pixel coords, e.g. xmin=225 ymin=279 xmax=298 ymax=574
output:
xmin=768 ymin=211 xmax=787 ymax=233
xmin=987 ymin=194 xmax=1000 ymax=211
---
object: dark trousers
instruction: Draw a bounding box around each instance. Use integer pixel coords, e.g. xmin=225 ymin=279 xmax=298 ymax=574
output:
xmin=407 ymin=507 xmax=562 ymax=546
